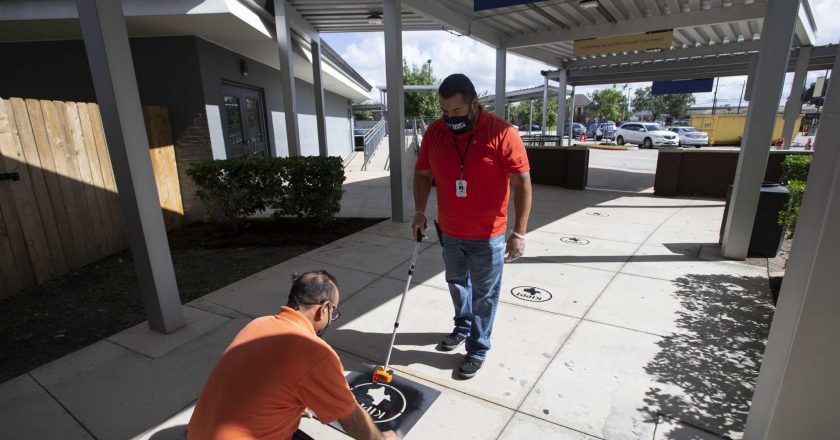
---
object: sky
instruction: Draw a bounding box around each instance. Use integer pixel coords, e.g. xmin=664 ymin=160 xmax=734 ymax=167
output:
xmin=321 ymin=0 xmax=839 ymax=109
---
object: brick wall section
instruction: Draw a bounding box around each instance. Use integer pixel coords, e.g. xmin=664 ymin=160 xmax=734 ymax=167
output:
xmin=173 ymin=112 xmax=213 ymax=222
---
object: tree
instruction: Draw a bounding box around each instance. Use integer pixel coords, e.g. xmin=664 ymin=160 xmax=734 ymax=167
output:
xmin=632 ymin=87 xmax=695 ymax=122
xmin=590 ymin=88 xmax=626 ymax=122
xmin=510 ymin=98 xmax=558 ymax=129
xmin=403 ymin=59 xmax=440 ymax=117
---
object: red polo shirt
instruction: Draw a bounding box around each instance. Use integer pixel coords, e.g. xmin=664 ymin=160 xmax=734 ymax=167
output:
xmin=416 ymin=109 xmax=529 ymax=239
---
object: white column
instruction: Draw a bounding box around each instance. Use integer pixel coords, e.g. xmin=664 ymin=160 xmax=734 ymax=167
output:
xmin=744 ymin=43 xmax=840 ymax=440
xmin=273 ymin=0 xmax=301 ymax=156
xmin=384 ymin=0 xmax=411 ymax=222
xmin=556 ymin=70 xmax=567 ymax=141
xmin=311 ymin=39 xmax=328 ymax=157
xmin=541 ymin=75 xmax=549 ymax=135
xmin=495 ymin=47 xmax=506 ymax=118
xmin=568 ymin=85 xmax=576 ymax=146
xmin=76 ymin=0 xmax=183 ymax=333
xmin=528 ymin=98 xmax=533 ymax=132
xmin=721 ymin=0 xmax=801 ymax=259
xmin=782 ymin=46 xmax=812 ymax=147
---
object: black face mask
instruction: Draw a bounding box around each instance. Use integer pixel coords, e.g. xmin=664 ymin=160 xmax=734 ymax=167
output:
xmin=444 ymin=105 xmax=476 ymax=134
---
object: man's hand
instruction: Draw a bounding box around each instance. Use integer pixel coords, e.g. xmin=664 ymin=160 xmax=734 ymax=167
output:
xmin=381 ymin=431 xmax=401 ymax=440
xmin=411 ymin=212 xmax=428 ymax=240
xmin=505 ymin=234 xmax=525 ymax=262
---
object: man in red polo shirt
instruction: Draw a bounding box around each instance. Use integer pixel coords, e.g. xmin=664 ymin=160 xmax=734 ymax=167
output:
xmin=413 ymin=74 xmax=532 ymax=379
xmin=188 ymin=271 xmax=400 ymax=440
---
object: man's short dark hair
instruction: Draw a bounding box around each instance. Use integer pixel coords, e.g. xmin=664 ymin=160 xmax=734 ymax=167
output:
xmin=439 ymin=73 xmax=477 ymax=104
xmin=287 ymin=270 xmax=339 ymax=309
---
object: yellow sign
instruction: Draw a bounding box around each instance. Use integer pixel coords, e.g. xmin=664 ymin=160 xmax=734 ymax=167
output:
xmin=573 ymin=31 xmax=673 ymax=57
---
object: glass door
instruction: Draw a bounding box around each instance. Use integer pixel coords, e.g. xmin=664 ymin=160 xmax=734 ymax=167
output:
xmin=221 ymin=83 xmax=268 ymax=158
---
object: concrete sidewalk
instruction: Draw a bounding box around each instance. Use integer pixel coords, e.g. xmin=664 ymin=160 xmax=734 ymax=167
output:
xmin=0 ymin=179 xmax=774 ymax=440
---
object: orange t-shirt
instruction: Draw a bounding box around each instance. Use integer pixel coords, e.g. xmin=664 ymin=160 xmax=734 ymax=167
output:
xmin=188 ymin=307 xmax=357 ymax=440
xmin=416 ymin=109 xmax=530 ymax=239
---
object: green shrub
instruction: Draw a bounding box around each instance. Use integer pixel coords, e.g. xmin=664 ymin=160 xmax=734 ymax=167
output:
xmin=779 ymin=180 xmax=805 ymax=238
xmin=187 ymin=156 xmax=345 ymax=229
xmin=780 ymin=154 xmax=812 ymax=183
xmin=278 ymin=156 xmax=345 ymax=223
xmin=778 ymin=155 xmax=812 ymax=239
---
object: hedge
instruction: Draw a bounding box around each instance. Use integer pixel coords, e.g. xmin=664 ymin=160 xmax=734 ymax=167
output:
xmin=778 ymin=155 xmax=812 ymax=238
xmin=187 ymin=156 xmax=345 ymax=229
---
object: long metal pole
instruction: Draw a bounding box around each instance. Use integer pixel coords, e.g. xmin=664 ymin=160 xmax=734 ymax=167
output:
xmin=737 ymin=80 xmax=746 ymax=114
xmin=568 ymin=85 xmax=576 ymax=146
xmin=711 ymin=77 xmax=719 ymax=115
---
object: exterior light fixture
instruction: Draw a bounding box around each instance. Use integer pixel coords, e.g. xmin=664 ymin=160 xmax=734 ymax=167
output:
xmin=240 ymin=59 xmax=248 ymax=77
xmin=367 ymin=13 xmax=383 ymax=25
xmin=579 ymin=0 xmax=599 ymax=9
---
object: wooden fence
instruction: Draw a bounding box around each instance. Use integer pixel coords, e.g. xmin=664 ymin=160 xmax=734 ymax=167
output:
xmin=0 ymin=98 xmax=183 ymax=299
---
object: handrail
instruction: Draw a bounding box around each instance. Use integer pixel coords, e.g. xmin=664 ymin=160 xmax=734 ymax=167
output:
xmin=361 ymin=118 xmax=388 ymax=170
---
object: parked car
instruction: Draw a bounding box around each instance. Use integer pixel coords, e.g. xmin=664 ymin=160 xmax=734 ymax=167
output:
xmin=667 ymin=126 xmax=709 ymax=147
xmin=615 ymin=123 xmax=679 ymax=148
xmin=563 ymin=122 xmax=586 ymax=137
xmin=518 ymin=123 xmax=541 ymax=132
xmin=599 ymin=122 xmax=617 ymax=141
xmin=354 ymin=128 xmax=368 ymax=150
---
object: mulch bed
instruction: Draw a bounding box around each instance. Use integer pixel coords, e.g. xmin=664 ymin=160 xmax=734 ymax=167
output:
xmin=0 ymin=217 xmax=383 ymax=383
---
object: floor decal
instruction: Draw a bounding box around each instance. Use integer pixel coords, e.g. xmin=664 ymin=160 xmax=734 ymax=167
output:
xmin=510 ymin=286 xmax=553 ymax=302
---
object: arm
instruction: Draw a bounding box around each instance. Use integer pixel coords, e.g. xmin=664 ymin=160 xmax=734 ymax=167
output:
xmin=506 ymin=172 xmax=532 ymax=262
xmin=336 ymin=405 xmax=400 ymax=440
xmin=412 ymin=169 xmax=434 ymax=237
xmin=509 ymin=172 xmax=532 ymax=236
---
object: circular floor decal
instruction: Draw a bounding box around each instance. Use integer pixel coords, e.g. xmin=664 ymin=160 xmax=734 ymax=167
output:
xmin=561 ymin=236 xmax=590 ymax=245
xmin=511 ymin=286 xmax=553 ymax=302
xmin=351 ymin=382 xmax=407 ymax=423
xmin=586 ymin=211 xmax=610 ymax=217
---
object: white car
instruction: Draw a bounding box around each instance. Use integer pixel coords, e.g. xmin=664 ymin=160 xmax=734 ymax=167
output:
xmin=615 ymin=123 xmax=679 ymax=148
xmin=667 ymin=126 xmax=709 ymax=147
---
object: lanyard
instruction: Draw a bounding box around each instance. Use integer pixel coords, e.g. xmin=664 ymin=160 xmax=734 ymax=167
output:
xmin=451 ymin=134 xmax=474 ymax=179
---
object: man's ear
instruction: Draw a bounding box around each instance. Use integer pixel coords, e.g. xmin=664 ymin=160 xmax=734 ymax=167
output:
xmin=313 ymin=303 xmax=326 ymax=322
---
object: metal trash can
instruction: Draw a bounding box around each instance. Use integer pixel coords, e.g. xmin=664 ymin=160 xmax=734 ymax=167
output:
xmin=719 ymin=183 xmax=790 ymax=257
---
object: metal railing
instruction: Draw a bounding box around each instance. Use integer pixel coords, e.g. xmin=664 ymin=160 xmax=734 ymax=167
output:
xmin=520 ymin=134 xmax=564 ymax=147
xmin=361 ymin=118 xmax=387 ymax=170
xmin=405 ymin=117 xmax=426 ymax=154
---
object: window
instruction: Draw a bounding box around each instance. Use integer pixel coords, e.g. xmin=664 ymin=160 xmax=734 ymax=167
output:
xmin=221 ymin=83 xmax=268 ymax=158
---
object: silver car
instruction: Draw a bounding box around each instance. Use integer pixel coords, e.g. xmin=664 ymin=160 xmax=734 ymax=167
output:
xmin=615 ymin=123 xmax=679 ymax=148
xmin=667 ymin=126 xmax=709 ymax=148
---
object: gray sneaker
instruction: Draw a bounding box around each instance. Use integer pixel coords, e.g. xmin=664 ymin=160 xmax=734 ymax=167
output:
xmin=457 ymin=356 xmax=484 ymax=379
xmin=438 ymin=332 xmax=467 ymax=351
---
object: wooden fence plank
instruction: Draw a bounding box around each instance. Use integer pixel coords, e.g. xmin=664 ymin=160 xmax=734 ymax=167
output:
xmin=64 ymin=102 xmax=108 ymax=258
xmin=0 ymin=99 xmax=55 ymax=282
xmin=77 ymin=102 xmax=119 ymax=254
xmin=10 ymin=98 xmax=68 ymax=275
xmin=41 ymin=100 xmax=94 ymax=267
xmin=25 ymin=99 xmax=78 ymax=271
xmin=0 ymin=101 xmax=36 ymax=288
xmin=157 ymin=108 xmax=183 ymax=227
xmin=87 ymin=103 xmax=125 ymax=248
xmin=0 ymin=208 xmax=24 ymax=298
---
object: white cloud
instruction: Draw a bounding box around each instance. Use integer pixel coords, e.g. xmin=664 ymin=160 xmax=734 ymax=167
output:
xmin=337 ymin=31 xmax=554 ymax=102
xmin=812 ymin=0 xmax=840 ymax=45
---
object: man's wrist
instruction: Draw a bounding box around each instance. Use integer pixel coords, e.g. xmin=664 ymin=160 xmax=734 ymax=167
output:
xmin=511 ymin=230 xmax=526 ymax=239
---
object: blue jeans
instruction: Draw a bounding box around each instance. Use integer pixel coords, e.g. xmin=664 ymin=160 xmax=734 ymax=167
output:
xmin=441 ymin=233 xmax=505 ymax=361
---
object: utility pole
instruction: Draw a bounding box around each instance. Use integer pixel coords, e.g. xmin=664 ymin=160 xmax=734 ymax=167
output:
xmin=711 ymin=77 xmax=720 ymax=115
xmin=737 ymin=80 xmax=746 ymax=114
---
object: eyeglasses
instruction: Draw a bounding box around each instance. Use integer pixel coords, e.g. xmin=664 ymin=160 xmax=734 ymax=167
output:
xmin=296 ymin=300 xmax=341 ymax=322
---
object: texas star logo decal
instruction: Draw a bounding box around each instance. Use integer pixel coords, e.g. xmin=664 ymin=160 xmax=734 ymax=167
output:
xmin=350 ymin=382 xmax=407 ymax=423
xmin=510 ymin=286 xmax=553 ymax=302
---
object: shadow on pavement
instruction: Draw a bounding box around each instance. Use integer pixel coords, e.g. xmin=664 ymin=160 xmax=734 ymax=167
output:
xmin=640 ymin=274 xmax=775 ymax=439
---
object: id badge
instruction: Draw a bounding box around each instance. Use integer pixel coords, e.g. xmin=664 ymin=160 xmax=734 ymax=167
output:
xmin=455 ymin=179 xmax=467 ymax=198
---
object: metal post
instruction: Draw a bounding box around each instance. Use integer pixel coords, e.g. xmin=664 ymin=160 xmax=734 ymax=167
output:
xmin=711 ymin=77 xmax=719 ymax=115
xmin=541 ymin=75 xmax=548 ymax=135
xmin=76 ymin=0 xmax=183 ymax=333
xmin=495 ymin=47 xmax=506 ymax=118
xmin=528 ymin=98 xmax=533 ymax=134
xmin=744 ymin=43 xmax=840 ymax=440
xmin=782 ymin=46 xmax=812 ymax=148
xmin=311 ymin=39 xmax=328 ymax=156
xmin=721 ymin=0 xmax=802 ymax=260
xmin=568 ymin=85 xmax=575 ymax=146
xmin=384 ymin=0 xmax=411 ymax=222
xmin=273 ymin=0 xmax=301 ymax=156
xmin=737 ymin=80 xmax=745 ymax=114
xmin=556 ymin=70 xmax=567 ymax=142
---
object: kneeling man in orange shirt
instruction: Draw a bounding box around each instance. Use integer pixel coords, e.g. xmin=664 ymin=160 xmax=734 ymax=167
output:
xmin=188 ymin=270 xmax=400 ymax=440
